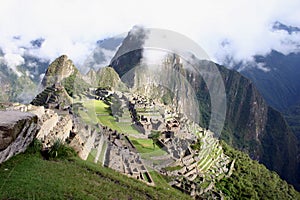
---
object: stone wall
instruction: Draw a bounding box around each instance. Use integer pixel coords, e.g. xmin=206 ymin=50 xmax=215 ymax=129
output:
xmin=6 ymin=103 xmax=73 ymax=148
xmin=35 ymin=109 xmax=59 ymax=141
xmin=0 ymin=111 xmax=40 ymax=163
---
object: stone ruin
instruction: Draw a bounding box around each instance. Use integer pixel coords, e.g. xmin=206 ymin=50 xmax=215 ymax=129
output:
xmin=1 ymin=89 xmax=234 ymax=198
xmin=0 ymin=110 xmax=39 ymax=164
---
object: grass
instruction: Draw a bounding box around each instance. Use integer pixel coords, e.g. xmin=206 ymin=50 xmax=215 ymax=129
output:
xmin=98 ymin=142 xmax=107 ymax=164
xmin=87 ymin=148 xmax=98 ymax=163
xmin=164 ymin=165 xmax=182 ymax=171
xmin=0 ymin=152 xmax=191 ymax=200
xmin=130 ymin=138 xmax=162 ymax=154
xmin=117 ymin=122 xmax=140 ymax=134
xmin=80 ymin=100 xmax=141 ymax=136
xmin=198 ymin=154 xmax=212 ymax=170
xmin=80 ymin=100 xmax=121 ymax=131
xmin=78 ymin=103 xmax=98 ymax=125
xmin=129 ymin=138 xmax=167 ymax=162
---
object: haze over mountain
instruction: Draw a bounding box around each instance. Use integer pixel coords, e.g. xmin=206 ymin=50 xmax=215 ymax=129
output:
xmin=222 ymin=23 xmax=300 ymax=140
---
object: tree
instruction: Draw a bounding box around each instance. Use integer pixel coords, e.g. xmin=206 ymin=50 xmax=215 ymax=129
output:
xmin=149 ymin=130 xmax=161 ymax=150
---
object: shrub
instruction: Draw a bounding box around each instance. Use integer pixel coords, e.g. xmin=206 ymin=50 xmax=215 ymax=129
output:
xmin=26 ymin=138 xmax=43 ymax=154
xmin=48 ymin=139 xmax=77 ymax=160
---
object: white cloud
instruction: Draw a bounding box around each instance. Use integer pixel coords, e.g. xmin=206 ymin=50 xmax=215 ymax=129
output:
xmin=142 ymin=49 xmax=169 ymax=66
xmin=1 ymin=53 xmax=24 ymax=76
xmin=0 ymin=0 xmax=299 ymax=67
xmin=257 ymin=63 xmax=271 ymax=72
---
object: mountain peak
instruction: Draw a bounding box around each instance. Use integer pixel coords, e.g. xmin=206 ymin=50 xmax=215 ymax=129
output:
xmin=41 ymin=55 xmax=78 ymax=87
xmin=272 ymin=21 xmax=300 ymax=34
xmin=97 ymin=66 xmax=123 ymax=90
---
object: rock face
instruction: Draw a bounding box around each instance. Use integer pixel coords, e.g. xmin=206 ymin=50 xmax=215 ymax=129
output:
xmin=6 ymin=104 xmax=73 ymax=149
xmin=0 ymin=111 xmax=39 ymax=163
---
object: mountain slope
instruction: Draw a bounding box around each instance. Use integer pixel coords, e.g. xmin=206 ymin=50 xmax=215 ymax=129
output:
xmin=96 ymin=66 xmax=125 ymax=90
xmin=1 ymin=139 xmax=299 ymax=199
xmin=239 ymin=51 xmax=300 ymax=141
xmin=15 ymin=54 xmax=300 ymax=198
xmin=218 ymin=141 xmax=300 ymax=199
xmin=109 ymin=28 xmax=300 ymax=190
xmin=0 ymin=51 xmax=49 ymax=103
xmin=0 ymin=150 xmax=191 ymax=200
xmin=241 ymin=50 xmax=300 ymax=111
xmin=229 ymin=22 xmax=300 ymax=140
xmin=194 ymin=63 xmax=299 ymax=190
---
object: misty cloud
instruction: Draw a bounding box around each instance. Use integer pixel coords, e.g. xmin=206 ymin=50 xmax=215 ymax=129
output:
xmin=1 ymin=53 xmax=24 ymax=76
xmin=0 ymin=0 xmax=299 ymax=68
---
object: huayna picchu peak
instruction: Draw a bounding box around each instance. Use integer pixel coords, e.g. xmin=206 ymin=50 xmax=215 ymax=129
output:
xmin=41 ymin=55 xmax=79 ymax=88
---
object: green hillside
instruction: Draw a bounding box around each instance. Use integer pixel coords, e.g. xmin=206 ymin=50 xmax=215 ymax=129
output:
xmin=0 ymin=148 xmax=190 ymax=200
xmin=217 ymin=141 xmax=300 ymax=200
xmin=1 ymin=139 xmax=299 ymax=199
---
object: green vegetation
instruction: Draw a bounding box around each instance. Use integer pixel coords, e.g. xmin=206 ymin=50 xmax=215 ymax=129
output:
xmin=62 ymin=71 xmax=90 ymax=97
xmin=78 ymin=100 xmax=115 ymax=128
xmin=117 ymin=122 xmax=140 ymax=134
xmin=149 ymin=171 xmax=177 ymax=190
xmin=216 ymin=141 xmax=300 ymax=200
xmin=285 ymin=103 xmax=300 ymax=140
xmin=77 ymin=106 xmax=98 ymax=125
xmin=161 ymin=89 xmax=174 ymax=105
xmin=47 ymin=140 xmax=77 ymax=160
xmin=81 ymin=100 xmax=120 ymax=131
xmin=130 ymin=138 xmax=162 ymax=153
xmin=191 ymin=139 xmax=203 ymax=150
xmin=0 ymin=149 xmax=190 ymax=199
xmin=164 ymin=165 xmax=182 ymax=171
xmin=86 ymin=149 xmax=98 ymax=163
xmin=129 ymin=138 xmax=167 ymax=162
xmin=25 ymin=138 xmax=43 ymax=154
xmin=97 ymin=67 xmax=125 ymax=90
xmin=148 ymin=131 xmax=161 ymax=150
xmin=79 ymin=99 xmax=140 ymax=135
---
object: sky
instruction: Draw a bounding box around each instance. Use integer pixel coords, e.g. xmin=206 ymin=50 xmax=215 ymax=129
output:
xmin=0 ymin=0 xmax=300 ymax=67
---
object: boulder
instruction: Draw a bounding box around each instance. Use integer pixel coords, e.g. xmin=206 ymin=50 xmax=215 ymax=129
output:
xmin=0 ymin=111 xmax=40 ymax=163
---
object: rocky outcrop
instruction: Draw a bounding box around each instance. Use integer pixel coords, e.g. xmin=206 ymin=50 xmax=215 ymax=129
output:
xmin=41 ymin=55 xmax=78 ymax=87
xmin=0 ymin=111 xmax=39 ymax=163
xmin=7 ymin=103 xmax=73 ymax=149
